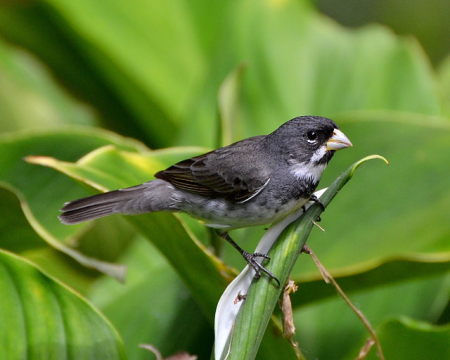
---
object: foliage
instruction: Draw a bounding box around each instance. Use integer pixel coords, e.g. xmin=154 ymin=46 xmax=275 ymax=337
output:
xmin=1 ymin=0 xmax=450 ymax=359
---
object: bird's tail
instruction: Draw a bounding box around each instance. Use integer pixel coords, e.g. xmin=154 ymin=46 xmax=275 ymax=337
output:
xmin=59 ymin=180 xmax=174 ymax=225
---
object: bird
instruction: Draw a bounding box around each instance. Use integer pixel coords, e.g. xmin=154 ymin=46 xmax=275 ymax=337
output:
xmin=59 ymin=116 xmax=352 ymax=285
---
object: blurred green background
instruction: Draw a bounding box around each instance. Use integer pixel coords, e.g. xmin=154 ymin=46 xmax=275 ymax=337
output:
xmin=0 ymin=0 xmax=449 ymax=359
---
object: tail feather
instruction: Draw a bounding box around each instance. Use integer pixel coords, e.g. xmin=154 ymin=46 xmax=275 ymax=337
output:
xmin=61 ymin=189 xmax=132 ymax=212
xmin=59 ymin=189 xmax=138 ymax=225
xmin=59 ymin=203 xmax=117 ymax=224
xmin=59 ymin=180 xmax=174 ymax=225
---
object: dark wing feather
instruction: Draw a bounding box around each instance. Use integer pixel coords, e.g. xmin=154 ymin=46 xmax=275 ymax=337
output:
xmin=155 ymin=156 xmax=214 ymax=196
xmin=155 ymin=137 xmax=270 ymax=202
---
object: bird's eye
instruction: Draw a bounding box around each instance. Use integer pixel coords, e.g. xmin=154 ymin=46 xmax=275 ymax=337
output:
xmin=307 ymin=131 xmax=318 ymax=143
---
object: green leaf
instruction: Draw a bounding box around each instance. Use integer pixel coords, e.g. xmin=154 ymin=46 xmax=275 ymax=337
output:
xmin=292 ymin=254 xmax=450 ymax=307
xmin=365 ymin=317 xmax=450 ymax=360
xmin=227 ymin=156 xmax=387 ymax=360
xmin=2 ymin=0 xmax=440 ymax=148
xmin=45 ymin=0 xmax=205 ymax=145
xmin=438 ymin=54 xmax=450 ymax=116
xmin=0 ymin=38 xmax=96 ymax=132
xmin=88 ymin=235 xmax=214 ymax=360
xmin=0 ymin=187 xmax=44 ymax=254
xmin=0 ymin=249 xmax=126 ymax=359
xmin=217 ymin=62 xmax=247 ymax=147
xmin=0 ymin=4 xmax=159 ymax=144
xmin=294 ymin=274 xmax=450 ymax=360
xmin=0 ymin=128 xmax=147 ymax=281
xmin=183 ymin=0 xmax=441 ymax=144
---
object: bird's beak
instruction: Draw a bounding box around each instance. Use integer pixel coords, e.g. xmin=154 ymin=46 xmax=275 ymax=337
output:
xmin=326 ymin=129 xmax=353 ymax=150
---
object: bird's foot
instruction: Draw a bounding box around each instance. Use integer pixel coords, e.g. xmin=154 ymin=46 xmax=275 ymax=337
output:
xmin=242 ymin=251 xmax=281 ymax=288
xmin=309 ymin=194 xmax=325 ymax=211
xmin=216 ymin=230 xmax=281 ymax=287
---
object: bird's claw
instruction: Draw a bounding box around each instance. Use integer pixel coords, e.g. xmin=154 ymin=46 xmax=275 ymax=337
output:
xmin=242 ymin=251 xmax=281 ymax=287
xmin=309 ymin=194 xmax=325 ymax=211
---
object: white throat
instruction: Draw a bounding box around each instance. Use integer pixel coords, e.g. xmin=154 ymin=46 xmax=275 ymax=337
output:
xmin=290 ymin=161 xmax=327 ymax=183
xmin=289 ymin=146 xmax=328 ymax=183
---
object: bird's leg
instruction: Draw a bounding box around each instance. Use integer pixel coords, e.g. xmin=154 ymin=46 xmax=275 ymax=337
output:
xmin=216 ymin=230 xmax=281 ymax=287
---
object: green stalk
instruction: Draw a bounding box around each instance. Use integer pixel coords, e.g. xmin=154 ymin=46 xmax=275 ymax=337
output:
xmin=226 ymin=155 xmax=388 ymax=360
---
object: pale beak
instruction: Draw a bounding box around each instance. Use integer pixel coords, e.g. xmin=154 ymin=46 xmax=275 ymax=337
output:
xmin=326 ymin=129 xmax=353 ymax=150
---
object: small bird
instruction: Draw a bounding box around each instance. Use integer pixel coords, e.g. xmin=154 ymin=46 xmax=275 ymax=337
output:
xmin=60 ymin=116 xmax=352 ymax=285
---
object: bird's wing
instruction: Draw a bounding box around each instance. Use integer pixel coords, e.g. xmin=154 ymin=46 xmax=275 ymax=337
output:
xmin=155 ymin=137 xmax=270 ymax=202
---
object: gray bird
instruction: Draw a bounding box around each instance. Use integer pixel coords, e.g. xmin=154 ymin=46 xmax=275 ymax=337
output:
xmin=60 ymin=116 xmax=352 ymax=285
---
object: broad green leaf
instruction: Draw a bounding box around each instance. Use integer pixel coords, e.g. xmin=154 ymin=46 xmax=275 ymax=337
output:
xmin=2 ymin=1 xmax=440 ymax=148
xmin=88 ymin=235 xmax=214 ymax=360
xmin=0 ymin=38 xmax=96 ymax=133
xmin=292 ymin=254 xmax=450 ymax=307
xmin=235 ymin=1 xmax=439 ymax=126
xmin=23 ymin=247 xmax=101 ymax=295
xmin=225 ymin=156 xmax=387 ymax=360
xmin=43 ymin=0 xmax=205 ymax=145
xmin=23 ymin=215 xmax=137 ymax=295
xmin=0 ymin=4 xmax=158 ymax=145
xmin=365 ymin=317 xmax=450 ymax=360
xmin=0 ymin=177 xmax=131 ymax=294
xmin=180 ymin=0 xmax=441 ymax=146
xmin=0 ymin=128 xmax=147 ymax=281
xmin=0 ymin=249 xmax=126 ymax=359
xmin=294 ymin=273 xmax=450 ymax=360
xmin=0 ymin=187 xmax=44 ymax=254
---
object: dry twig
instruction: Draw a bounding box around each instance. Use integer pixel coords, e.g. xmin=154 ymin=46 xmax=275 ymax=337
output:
xmin=301 ymin=244 xmax=385 ymax=360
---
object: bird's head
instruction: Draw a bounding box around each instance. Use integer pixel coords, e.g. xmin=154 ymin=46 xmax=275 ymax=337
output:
xmin=265 ymin=115 xmax=352 ymax=166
